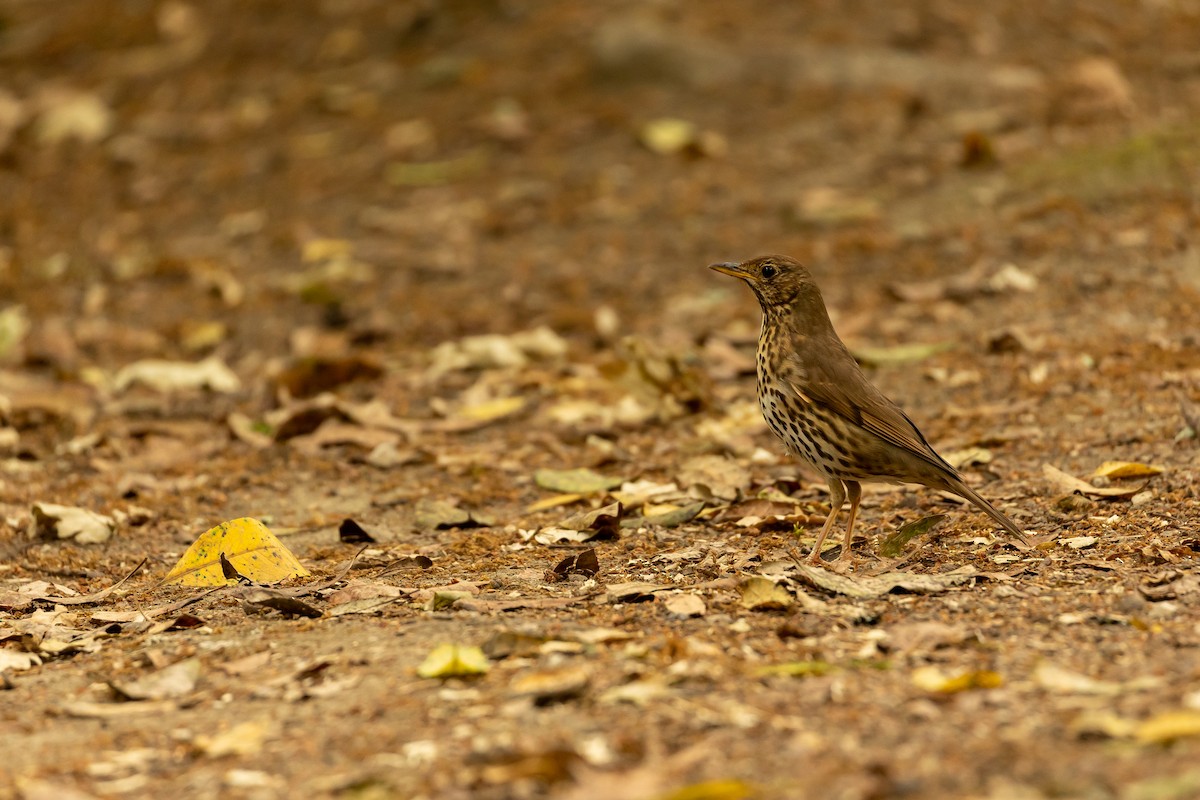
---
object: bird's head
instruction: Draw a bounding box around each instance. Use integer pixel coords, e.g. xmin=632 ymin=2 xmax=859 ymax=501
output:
xmin=709 ymin=255 xmax=816 ymax=310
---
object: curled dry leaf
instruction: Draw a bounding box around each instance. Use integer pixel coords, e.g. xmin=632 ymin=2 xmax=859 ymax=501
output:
xmin=1135 ymin=710 xmax=1200 ymax=745
xmin=941 ymin=447 xmax=993 ymax=469
xmin=194 ymin=721 xmax=272 ymax=758
xmin=0 ymin=650 xmax=42 ymax=672
xmin=416 ymin=644 xmax=490 ymax=679
xmin=638 ymin=117 xmax=726 ymax=158
xmin=534 ymin=468 xmax=624 ymax=494
xmin=226 ymin=412 xmax=273 ymax=448
xmin=240 ymin=588 xmax=323 ymax=618
xmin=663 ymin=592 xmax=706 ymax=618
xmin=789 ymin=563 xmax=978 ymax=599
xmin=558 ymin=502 xmax=623 ymax=536
xmin=1092 ymin=461 xmax=1164 ymax=480
xmin=605 ymin=582 xmax=670 ymax=602
xmin=757 ymin=661 xmax=837 ymax=678
xmin=110 ymin=657 xmax=201 ymax=701
xmin=28 ymin=502 xmax=116 ymax=545
xmin=427 ymin=326 xmax=568 ymax=374
xmin=1033 ymin=663 xmax=1161 ymax=696
xmin=509 ymin=665 xmax=591 ymax=703
xmin=550 ymin=548 xmax=600 ymax=581
xmin=912 ymin=666 xmax=1003 ymax=693
xmin=33 ymin=86 xmax=114 ymax=144
xmin=740 ymin=577 xmax=792 ymax=611
xmin=677 ymin=454 xmax=749 ymax=501
xmin=1060 ymin=536 xmax=1098 ymax=550
xmin=633 ymin=501 xmax=705 ymax=529
xmin=414 ymin=498 xmax=493 ymax=530
xmin=1139 ymin=572 xmax=1200 ymax=601
xmin=882 ymin=621 xmax=972 ymax=656
xmin=114 ymin=356 xmax=240 ymax=394
xmin=533 ymin=502 xmax=623 ymax=545
xmin=482 ymin=630 xmax=549 ymax=660
xmin=1042 ymin=463 xmax=1147 ymax=499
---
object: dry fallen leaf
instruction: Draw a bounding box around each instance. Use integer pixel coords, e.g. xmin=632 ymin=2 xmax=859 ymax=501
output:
xmin=414 ymin=498 xmax=493 ymax=530
xmin=740 ymin=577 xmax=792 ymax=611
xmin=194 ymin=721 xmax=272 ymax=758
xmin=677 ymin=454 xmax=749 ymax=501
xmin=663 ymin=592 xmax=706 ymax=618
xmin=550 ymin=548 xmax=600 ymax=580
xmin=1034 ymin=663 xmax=1160 ymax=696
xmin=1135 ymin=710 xmax=1200 ymax=744
xmin=114 ymin=356 xmax=241 ymax=393
xmin=28 ymin=502 xmax=116 ymax=545
xmin=1092 ymin=461 xmax=1164 ymax=479
xmin=911 ymin=666 xmax=1003 ymax=693
xmin=110 ymin=657 xmax=201 ymax=701
xmin=1042 ymin=463 xmax=1147 ymax=499
xmin=162 ymin=518 xmax=310 ymax=586
xmin=417 ymin=644 xmax=490 ymax=679
xmin=534 ymin=468 xmax=625 ymax=494
xmin=509 ymin=665 xmax=591 ymax=703
xmin=789 ymin=564 xmax=978 ymax=599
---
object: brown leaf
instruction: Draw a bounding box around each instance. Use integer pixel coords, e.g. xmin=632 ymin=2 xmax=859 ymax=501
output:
xmin=550 ymin=548 xmax=600 ymax=580
xmin=338 ymin=518 xmax=376 ymax=544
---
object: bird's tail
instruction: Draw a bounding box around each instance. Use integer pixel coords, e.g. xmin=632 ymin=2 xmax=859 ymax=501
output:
xmin=951 ymin=480 xmax=1032 ymax=547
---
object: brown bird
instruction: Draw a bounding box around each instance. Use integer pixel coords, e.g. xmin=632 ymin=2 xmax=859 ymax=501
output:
xmin=710 ymin=255 xmax=1031 ymax=563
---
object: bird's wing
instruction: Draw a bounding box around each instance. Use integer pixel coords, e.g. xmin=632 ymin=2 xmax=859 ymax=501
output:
xmin=779 ymin=340 xmax=956 ymax=476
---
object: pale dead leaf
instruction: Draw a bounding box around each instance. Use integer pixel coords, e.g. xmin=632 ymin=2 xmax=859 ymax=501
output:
xmin=28 ymin=502 xmax=116 ymax=545
xmin=109 ymin=657 xmax=201 ymax=701
xmin=1042 ymin=463 xmax=1146 ymax=499
xmin=114 ymin=356 xmax=240 ymax=393
xmin=663 ymin=592 xmax=706 ymax=618
xmin=740 ymin=577 xmax=792 ymax=611
xmin=789 ymin=564 xmax=978 ymax=599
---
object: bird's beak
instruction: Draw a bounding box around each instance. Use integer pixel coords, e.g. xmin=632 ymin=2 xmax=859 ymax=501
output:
xmin=709 ymin=262 xmax=749 ymax=279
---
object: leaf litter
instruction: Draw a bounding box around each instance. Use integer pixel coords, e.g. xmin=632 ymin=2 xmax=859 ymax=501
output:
xmin=3 ymin=5 xmax=1200 ymax=799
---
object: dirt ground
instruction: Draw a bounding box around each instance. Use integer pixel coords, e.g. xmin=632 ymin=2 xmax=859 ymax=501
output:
xmin=2 ymin=1 xmax=1200 ymax=798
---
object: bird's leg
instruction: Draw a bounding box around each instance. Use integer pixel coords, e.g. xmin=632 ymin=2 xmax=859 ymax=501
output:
xmin=807 ymin=479 xmax=845 ymax=564
xmin=836 ymin=480 xmax=862 ymax=561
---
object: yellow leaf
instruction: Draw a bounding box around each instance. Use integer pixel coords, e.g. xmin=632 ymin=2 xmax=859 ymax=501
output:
xmin=657 ymin=779 xmax=756 ymax=800
xmin=417 ymin=643 xmax=490 ymax=679
xmin=1092 ymin=461 xmax=1165 ymax=479
xmin=1135 ymin=710 xmax=1200 ymax=744
xmin=757 ymin=661 xmax=837 ymax=678
xmin=912 ymin=666 xmax=1003 ymax=693
xmin=302 ymin=238 xmax=352 ymax=262
xmin=639 ymin=118 xmax=697 ymax=155
xmin=163 ymin=518 xmax=310 ymax=586
xmin=457 ymin=396 xmax=526 ymax=422
xmin=526 ymin=493 xmax=585 ymax=512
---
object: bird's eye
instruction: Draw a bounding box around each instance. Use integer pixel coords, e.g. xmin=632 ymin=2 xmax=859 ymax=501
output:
xmin=761 ymin=264 xmax=777 ymax=279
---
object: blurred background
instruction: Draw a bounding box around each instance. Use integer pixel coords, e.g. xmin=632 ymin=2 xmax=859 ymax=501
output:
xmin=1 ymin=0 xmax=1197 ymax=360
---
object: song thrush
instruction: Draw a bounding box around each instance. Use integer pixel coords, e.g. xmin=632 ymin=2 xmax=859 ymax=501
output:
xmin=710 ymin=255 xmax=1031 ymax=563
